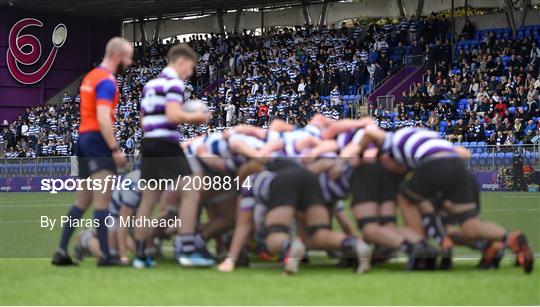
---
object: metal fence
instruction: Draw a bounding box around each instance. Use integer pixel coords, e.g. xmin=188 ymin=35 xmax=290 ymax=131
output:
xmin=0 ymin=145 xmax=538 ymax=178
xmin=0 ymin=155 xmax=141 ymax=178
xmin=464 ymin=144 xmax=539 ymax=170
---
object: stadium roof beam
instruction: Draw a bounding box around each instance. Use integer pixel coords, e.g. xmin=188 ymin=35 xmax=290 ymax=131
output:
xmin=152 ymin=15 xmax=162 ymax=43
xmin=233 ymin=9 xmax=243 ymax=34
xmin=415 ymin=0 xmax=425 ymax=18
xmin=302 ymin=0 xmax=312 ymax=25
xmin=138 ymin=16 xmax=148 ymax=52
xmin=503 ymin=0 xmax=518 ymax=34
xmin=396 ymin=0 xmax=406 ymax=18
xmin=319 ymin=0 xmax=329 ymax=27
xmin=261 ymin=6 xmax=265 ymax=34
xmin=216 ymin=8 xmax=225 ymax=34
xmin=0 ymin=0 xmax=327 ymax=20
xmin=519 ymin=0 xmax=532 ymax=28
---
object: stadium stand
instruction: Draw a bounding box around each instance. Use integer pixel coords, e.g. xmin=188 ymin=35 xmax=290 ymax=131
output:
xmin=1 ymin=14 xmax=539 ymax=173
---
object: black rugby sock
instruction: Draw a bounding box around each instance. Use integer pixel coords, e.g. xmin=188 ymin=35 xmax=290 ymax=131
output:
xmin=94 ymin=209 xmax=111 ymax=259
xmin=58 ymin=205 xmax=84 ymax=252
xmin=135 ymin=240 xmax=146 ymax=259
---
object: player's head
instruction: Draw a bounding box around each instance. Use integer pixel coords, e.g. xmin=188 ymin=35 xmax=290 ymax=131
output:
xmin=104 ymin=37 xmax=133 ymax=74
xmin=167 ymin=43 xmax=198 ymax=80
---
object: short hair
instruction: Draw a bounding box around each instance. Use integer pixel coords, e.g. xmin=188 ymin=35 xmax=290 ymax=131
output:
xmin=167 ymin=43 xmax=198 ymax=64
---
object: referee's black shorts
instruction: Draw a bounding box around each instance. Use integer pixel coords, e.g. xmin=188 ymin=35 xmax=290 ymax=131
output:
xmin=140 ymin=138 xmax=192 ymax=181
xmin=76 ymin=132 xmax=116 ymax=179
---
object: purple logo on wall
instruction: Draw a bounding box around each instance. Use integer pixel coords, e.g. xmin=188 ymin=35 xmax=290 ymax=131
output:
xmin=6 ymin=18 xmax=67 ymax=84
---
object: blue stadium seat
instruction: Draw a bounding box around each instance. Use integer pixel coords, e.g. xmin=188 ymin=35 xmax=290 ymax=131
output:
xmin=496 ymin=152 xmax=505 ymax=166
xmin=504 ymin=152 xmax=513 ymax=166
xmin=470 ymin=153 xmax=480 ymax=168
xmin=480 ymin=152 xmax=489 ymax=167
xmin=476 ymin=141 xmax=486 ymax=153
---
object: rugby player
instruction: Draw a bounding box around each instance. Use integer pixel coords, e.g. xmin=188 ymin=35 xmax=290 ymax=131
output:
xmin=134 ymin=43 xmax=211 ymax=268
xmin=358 ymin=125 xmax=534 ymax=273
xmin=52 ymin=37 xmax=133 ymax=266
xmin=74 ymin=170 xmax=176 ymax=264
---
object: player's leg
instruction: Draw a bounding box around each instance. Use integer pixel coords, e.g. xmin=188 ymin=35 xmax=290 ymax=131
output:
xmin=201 ymin=191 xmax=237 ymax=242
xmin=445 ymin=164 xmax=533 ymax=273
xmin=132 ymin=188 xmax=160 ymax=268
xmin=263 ymin=167 xmax=309 ymax=274
xmin=52 ymin=143 xmax=94 ymax=265
xmin=90 ymin=169 xmax=117 ymax=265
xmin=74 ymin=229 xmax=98 ymax=261
xmin=446 ymin=202 xmax=533 ymax=273
xmin=305 ymin=204 xmax=372 ymax=273
xmin=264 ymin=205 xmax=302 ymax=274
xmin=397 ymin=193 xmax=425 ymax=236
xmin=176 ymin=175 xmax=215 ymax=266
xmin=52 ymin=187 xmax=92 ymax=265
xmin=351 ymin=164 xmax=416 ymax=265
xmin=334 ymin=200 xmax=357 ymax=236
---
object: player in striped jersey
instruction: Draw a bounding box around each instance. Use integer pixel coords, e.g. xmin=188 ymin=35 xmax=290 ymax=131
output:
xmin=135 ymin=44 xmax=211 ymax=269
xmin=217 ymin=161 xmax=371 ymax=274
xmin=358 ymin=125 xmax=534 ymax=273
xmin=326 ymin=126 xmax=433 ymax=270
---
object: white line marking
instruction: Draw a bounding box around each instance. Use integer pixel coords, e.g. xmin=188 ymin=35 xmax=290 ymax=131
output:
xmin=0 ymin=203 xmax=70 ymax=208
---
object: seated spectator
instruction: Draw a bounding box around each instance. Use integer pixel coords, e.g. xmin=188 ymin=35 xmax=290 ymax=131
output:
xmin=448 ymin=119 xmax=467 ymax=143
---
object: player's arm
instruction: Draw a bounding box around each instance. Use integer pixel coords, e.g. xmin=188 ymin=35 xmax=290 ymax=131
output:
xmin=308 ymin=113 xmax=333 ymax=128
xmin=269 ymin=119 xmax=294 ymax=132
xmin=302 ymin=139 xmax=338 ymax=164
xmin=95 ymin=79 xmax=126 ymax=167
xmin=165 ymin=82 xmax=209 ymax=125
xmin=228 ymin=139 xmax=278 ymax=163
xmin=338 ymin=142 xmax=361 ymax=166
xmin=231 ymin=125 xmax=267 ymax=139
xmin=305 ymin=158 xmax=334 ymax=174
xmin=295 ymin=136 xmax=321 ymax=153
xmin=165 ymin=102 xmax=208 ymax=125
xmin=321 ymin=117 xmax=375 ymax=139
xmin=196 ymin=146 xmax=227 ymax=172
xmin=258 ymin=139 xmax=284 ymax=157
xmin=217 ymin=196 xmax=255 ymax=272
xmin=356 ymin=123 xmax=387 ymax=156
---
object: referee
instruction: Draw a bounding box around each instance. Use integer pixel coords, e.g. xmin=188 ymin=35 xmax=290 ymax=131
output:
xmin=52 ymin=37 xmax=133 ymax=266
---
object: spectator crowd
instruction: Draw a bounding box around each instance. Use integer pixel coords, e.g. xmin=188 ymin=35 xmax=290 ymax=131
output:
xmin=1 ymin=13 xmax=540 ymax=159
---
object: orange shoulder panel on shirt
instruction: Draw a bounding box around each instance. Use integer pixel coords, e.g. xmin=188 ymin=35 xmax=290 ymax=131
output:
xmin=79 ymin=68 xmax=118 ymax=133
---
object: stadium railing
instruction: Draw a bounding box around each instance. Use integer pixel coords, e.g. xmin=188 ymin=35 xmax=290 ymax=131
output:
xmin=0 ymin=145 xmax=537 ymax=178
xmin=464 ymin=144 xmax=539 ymax=170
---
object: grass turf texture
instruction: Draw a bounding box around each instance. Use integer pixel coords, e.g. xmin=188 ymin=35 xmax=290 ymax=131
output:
xmin=1 ymin=192 xmax=539 ymax=305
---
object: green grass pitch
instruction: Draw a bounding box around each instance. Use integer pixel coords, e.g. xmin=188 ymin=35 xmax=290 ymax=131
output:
xmin=1 ymin=192 xmax=539 ymax=305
